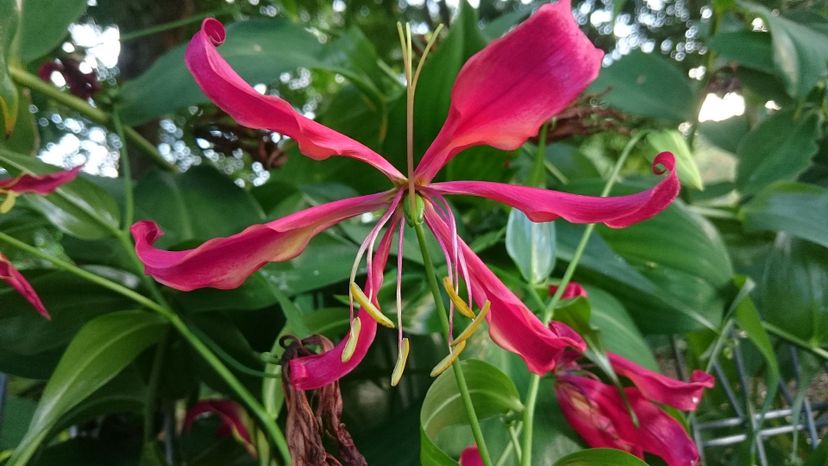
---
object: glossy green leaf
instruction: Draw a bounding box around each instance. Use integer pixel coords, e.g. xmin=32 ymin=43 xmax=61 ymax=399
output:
xmin=420 ymin=359 xmax=523 ymax=465
xmin=134 ymin=165 xmax=265 ymax=246
xmin=741 ymin=2 xmax=828 ymax=98
xmin=709 ymin=31 xmax=775 ymax=74
xmin=740 ymin=182 xmax=828 ymax=248
xmin=0 ymin=270 xmax=133 ymax=375
xmin=4 ymin=88 xmax=38 ymax=154
xmin=736 ymin=109 xmax=823 ymax=195
xmin=0 ymin=0 xmax=20 ymax=135
xmin=18 ymin=0 xmax=88 ymax=62
xmin=589 ymin=50 xmax=695 ymax=121
xmin=586 ymin=188 xmax=731 ymax=333
xmin=759 ymin=234 xmax=828 ymax=345
xmin=732 ymin=276 xmax=780 ymax=420
xmin=587 ymin=286 xmax=658 ymax=370
xmin=506 ymin=208 xmax=556 ymax=284
xmin=553 ymin=448 xmax=649 ymax=466
xmin=647 ymin=129 xmax=704 ymax=190
xmin=0 ymin=148 xmax=120 ymax=239
xmin=8 ymin=310 xmax=165 ymax=466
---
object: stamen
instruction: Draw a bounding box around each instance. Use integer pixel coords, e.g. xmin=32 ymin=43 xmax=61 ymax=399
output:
xmin=452 ymin=301 xmax=491 ymax=347
xmin=442 ymin=277 xmax=476 ymax=319
xmin=0 ymin=191 xmax=18 ymax=214
xmin=348 ymin=191 xmax=403 ymax=319
xmin=341 ymin=316 xmax=362 ymax=363
xmin=430 ymin=340 xmax=467 ymax=377
xmin=390 ymin=337 xmax=410 ymax=387
xmin=350 ymin=282 xmax=395 ymax=328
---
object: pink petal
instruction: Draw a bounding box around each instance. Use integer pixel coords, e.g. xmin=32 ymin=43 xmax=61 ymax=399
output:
xmin=288 ymin=219 xmax=398 ymax=390
xmin=430 ymin=152 xmax=679 ymax=228
xmin=131 ymin=192 xmax=391 ymax=291
xmin=414 ymin=0 xmax=603 ymax=182
xmin=0 ymin=166 xmax=81 ymax=194
xmin=425 ymin=208 xmax=584 ymax=374
xmin=556 ymin=375 xmax=642 ymax=457
xmin=186 ymin=19 xmax=404 ymax=182
xmin=557 ymin=375 xmax=701 ymax=466
xmin=0 ymin=252 xmax=49 ymax=319
xmin=549 ymin=282 xmax=588 ymax=299
xmin=459 ymin=446 xmax=484 ymax=466
xmin=608 ymin=352 xmax=714 ymax=411
xmin=183 ymin=399 xmax=255 ymax=455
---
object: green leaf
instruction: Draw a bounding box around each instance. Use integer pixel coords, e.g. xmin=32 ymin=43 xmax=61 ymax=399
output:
xmin=646 ymin=129 xmax=704 ymax=190
xmin=740 ymin=182 xmax=828 ymax=248
xmin=0 ymin=0 xmax=21 ymax=135
xmin=709 ymin=31 xmax=775 ymax=74
xmin=134 ymin=166 xmax=265 ymax=246
xmin=588 ymin=50 xmax=695 ymax=121
xmin=0 ymin=270 xmax=133 ymax=375
xmin=8 ymin=310 xmax=165 ymax=466
xmin=505 ymin=209 xmax=556 ymax=284
xmin=759 ymin=234 xmax=828 ymax=345
xmin=804 ymin=437 xmax=828 ymax=466
xmin=736 ymin=109 xmax=823 ymax=195
xmin=0 ymin=148 xmax=120 ymax=239
xmin=4 ymin=88 xmax=38 ymax=154
xmin=732 ymin=276 xmax=780 ymax=422
xmin=588 ymin=286 xmax=658 ymax=370
xmin=741 ymin=2 xmax=828 ymax=98
xmin=420 ymin=359 xmax=523 ymax=465
xmin=18 ymin=0 xmax=88 ymax=62
xmin=553 ymin=448 xmax=649 ymax=466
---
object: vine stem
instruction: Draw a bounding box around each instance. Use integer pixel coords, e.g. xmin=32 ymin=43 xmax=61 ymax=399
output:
xmin=9 ymin=67 xmax=177 ymax=172
xmin=0 ymin=232 xmax=290 ymax=464
xmin=519 ymin=131 xmax=649 ymax=466
xmin=412 ymin=221 xmax=494 ymax=466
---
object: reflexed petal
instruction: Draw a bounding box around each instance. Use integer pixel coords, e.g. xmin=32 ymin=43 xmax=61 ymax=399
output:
xmin=431 ymin=153 xmax=679 ymax=228
xmin=131 ymin=192 xmax=391 ymax=291
xmin=609 ymin=352 xmax=714 ymax=411
xmin=288 ymin=219 xmax=398 ymax=390
xmin=426 ymin=208 xmax=584 ymax=374
xmin=414 ymin=0 xmax=603 ymax=182
xmin=0 ymin=252 xmax=49 ymax=319
xmin=557 ymin=375 xmax=701 ymax=466
xmin=0 ymin=166 xmax=81 ymax=194
xmin=459 ymin=446 xmax=484 ymax=466
xmin=186 ymin=19 xmax=404 ymax=182
xmin=556 ymin=375 xmax=642 ymax=457
xmin=184 ymin=399 xmax=255 ymax=456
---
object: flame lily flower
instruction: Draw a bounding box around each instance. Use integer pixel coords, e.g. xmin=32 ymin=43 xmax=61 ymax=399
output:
xmin=550 ymin=283 xmax=714 ymax=466
xmin=183 ymin=399 xmax=256 ymax=457
xmin=1 ymin=166 xmax=81 ymax=318
xmin=131 ymin=1 xmax=680 ymax=389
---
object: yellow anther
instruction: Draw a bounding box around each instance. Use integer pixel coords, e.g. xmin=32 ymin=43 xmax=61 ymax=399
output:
xmin=341 ymin=317 xmax=362 ymax=363
xmin=442 ymin=277 xmax=475 ymax=319
xmin=0 ymin=191 xmax=18 ymax=214
xmin=452 ymin=300 xmax=491 ymax=347
xmin=350 ymin=282 xmax=395 ymax=328
xmin=390 ymin=337 xmax=411 ymax=387
xmin=430 ymin=340 xmax=467 ymax=377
